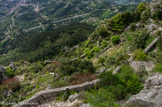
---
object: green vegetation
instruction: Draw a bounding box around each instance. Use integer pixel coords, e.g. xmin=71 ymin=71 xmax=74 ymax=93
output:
xmin=133 ymin=30 xmax=150 ymax=49
xmin=0 ymin=1 xmax=161 ymax=106
xmin=85 ymin=88 xmax=120 ymax=107
xmin=0 ymin=24 xmax=94 ymax=65
xmin=84 ymin=48 xmax=93 ymax=58
xmin=92 ymin=47 xmax=100 ymax=53
xmin=153 ymin=10 xmax=162 ymax=20
xmin=5 ymin=67 xmax=15 ymax=78
xmin=133 ymin=49 xmax=147 ymax=61
xmin=111 ymin=35 xmax=120 ymax=44
xmin=137 ymin=3 xmax=146 ymax=13
xmin=153 ymin=63 xmax=162 ymax=73
xmin=56 ymin=59 xmax=95 ymax=75
xmin=98 ymin=66 xmax=143 ymax=99
xmin=101 ymin=40 xmax=108 ymax=48
xmin=84 ymin=65 xmax=143 ymax=106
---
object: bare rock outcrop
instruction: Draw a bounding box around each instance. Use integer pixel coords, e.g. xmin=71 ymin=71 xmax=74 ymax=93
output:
xmin=150 ymin=0 xmax=162 ymax=17
xmin=130 ymin=61 xmax=155 ymax=72
xmin=126 ymin=73 xmax=162 ymax=107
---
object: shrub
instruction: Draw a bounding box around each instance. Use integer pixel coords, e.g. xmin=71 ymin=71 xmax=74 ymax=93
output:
xmin=92 ymin=47 xmax=100 ymax=53
xmin=85 ymin=88 xmax=120 ymax=107
xmin=30 ymin=62 xmax=43 ymax=73
xmin=56 ymin=59 xmax=95 ymax=75
xmin=130 ymin=23 xmax=136 ymax=31
xmin=121 ymin=12 xmax=133 ymax=24
xmin=152 ymin=10 xmax=162 ymax=20
xmin=133 ymin=31 xmax=149 ymax=49
xmin=84 ymin=48 xmax=93 ymax=58
xmin=98 ymin=65 xmax=143 ymax=100
xmin=133 ymin=49 xmax=147 ymax=61
xmin=98 ymin=57 xmax=105 ymax=65
xmin=5 ymin=67 xmax=15 ymax=78
xmin=153 ymin=63 xmax=162 ymax=73
xmin=126 ymin=79 xmax=143 ymax=94
xmin=137 ymin=3 xmax=146 ymax=13
xmin=111 ymin=35 xmax=120 ymax=44
xmin=96 ymin=26 xmax=111 ymax=38
xmin=98 ymin=72 xmax=120 ymax=88
xmin=101 ymin=40 xmax=108 ymax=48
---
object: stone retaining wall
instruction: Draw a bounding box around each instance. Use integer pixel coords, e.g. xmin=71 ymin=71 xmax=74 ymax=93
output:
xmin=15 ymin=79 xmax=100 ymax=107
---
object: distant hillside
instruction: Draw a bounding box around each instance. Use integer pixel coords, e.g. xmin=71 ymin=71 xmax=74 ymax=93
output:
xmin=0 ymin=0 xmax=148 ymax=40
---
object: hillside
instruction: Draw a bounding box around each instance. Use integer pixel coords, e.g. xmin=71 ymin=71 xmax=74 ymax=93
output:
xmin=0 ymin=0 xmax=148 ymax=40
xmin=0 ymin=0 xmax=162 ymax=107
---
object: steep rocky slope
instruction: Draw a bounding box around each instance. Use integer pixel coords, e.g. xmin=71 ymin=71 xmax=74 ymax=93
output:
xmin=0 ymin=0 xmax=161 ymax=107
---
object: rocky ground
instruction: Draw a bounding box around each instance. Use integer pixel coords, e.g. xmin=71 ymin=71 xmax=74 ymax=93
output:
xmin=126 ymin=73 xmax=162 ymax=107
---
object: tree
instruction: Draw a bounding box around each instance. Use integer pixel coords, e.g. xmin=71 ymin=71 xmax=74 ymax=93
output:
xmin=111 ymin=14 xmax=125 ymax=32
xmin=137 ymin=3 xmax=146 ymax=13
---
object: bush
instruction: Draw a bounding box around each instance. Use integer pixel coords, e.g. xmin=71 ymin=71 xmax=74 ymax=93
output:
xmin=130 ymin=23 xmax=136 ymax=31
xmin=84 ymin=48 xmax=93 ymax=58
xmin=98 ymin=72 xmax=121 ymax=88
xmin=111 ymin=35 xmax=120 ymax=44
xmin=101 ymin=40 xmax=108 ymax=48
xmin=96 ymin=26 xmax=111 ymax=38
xmin=126 ymin=79 xmax=143 ymax=94
xmin=56 ymin=59 xmax=95 ymax=75
xmin=133 ymin=31 xmax=149 ymax=49
xmin=92 ymin=47 xmax=100 ymax=53
xmin=133 ymin=49 xmax=147 ymax=61
xmin=30 ymin=62 xmax=44 ymax=73
xmin=5 ymin=67 xmax=15 ymax=78
xmin=98 ymin=65 xmax=143 ymax=100
xmin=85 ymin=88 xmax=120 ymax=107
xmin=152 ymin=10 xmax=162 ymax=20
xmin=98 ymin=57 xmax=105 ymax=65
xmin=153 ymin=63 xmax=162 ymax=73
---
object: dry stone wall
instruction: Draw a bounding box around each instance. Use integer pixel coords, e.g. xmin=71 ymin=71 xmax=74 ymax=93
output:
xmin=15 ymin=79 xmax=100 ymax=107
